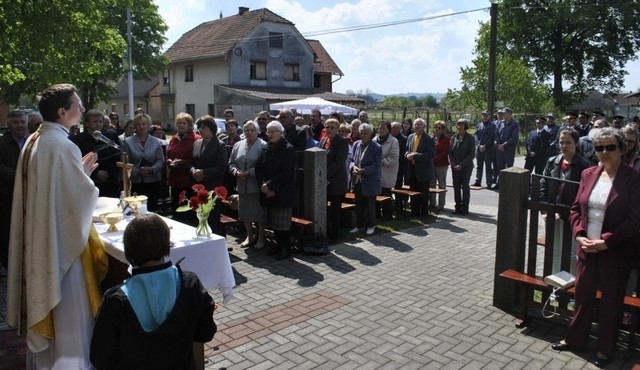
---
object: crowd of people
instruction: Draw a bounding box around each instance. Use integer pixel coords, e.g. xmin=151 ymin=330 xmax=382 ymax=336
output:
xmin=4 ymin=86 xmax=640 ymax=367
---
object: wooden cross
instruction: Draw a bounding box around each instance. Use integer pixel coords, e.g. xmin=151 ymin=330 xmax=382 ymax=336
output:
xmin=116 ymin=152 xmax=134 ymax=197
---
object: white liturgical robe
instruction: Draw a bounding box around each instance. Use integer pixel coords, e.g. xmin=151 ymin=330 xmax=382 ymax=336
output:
xmin=7 ymin=122 xmax=99 ymax=369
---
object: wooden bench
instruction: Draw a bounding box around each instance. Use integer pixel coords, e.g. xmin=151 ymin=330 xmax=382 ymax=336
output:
xmin=290 ymin=216 xmax=313 ymax=250
xmin=400 ymin=185 xmax=448 ymax=194
xmin=220 ymin=214 xmax=238 ymax=225
xmin=499 ymin=269 xmax=640 ymax=339
xmin=344 ymin=192 xmax=392 ymax=205
xmin=327 ymin=201 xmax=356 ymax=211
xmin=392 ymin=186 xmax=446 ymax=217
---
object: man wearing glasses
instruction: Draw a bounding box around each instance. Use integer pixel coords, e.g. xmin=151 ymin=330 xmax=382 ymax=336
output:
xmin=71 ymin=109 xmax=122 ymax=197
xmin=256 ymin=110 xmax=270 ymax=141
xmin=310 ymin=108 xmax=325 ymax=141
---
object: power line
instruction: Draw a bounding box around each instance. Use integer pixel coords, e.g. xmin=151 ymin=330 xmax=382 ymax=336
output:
xmin=165 ymin=7 xmax=489 ymax=53
xmin=301 ymin=7 xmax=488 ymax=37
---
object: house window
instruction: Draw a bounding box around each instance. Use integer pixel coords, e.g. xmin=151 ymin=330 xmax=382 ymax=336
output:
xmin=163 ymin=69 xmax=170 ymax=85
xmin=250 ymin=61 xmax=267 ymax=80
xmin=185 ymin=65 xmax=194 ymax=82
xmin=208 ymin=104 xmax=215 ymax=116
xmin=123 ymin=103 xmax=128 ymax=116
xmin=185 ymin=104 xmax=195 ymax=118
xmin=269 ymin=32 xmax=283 ymax=48
xmin=284 ymin=64 xmax=300 ymax=81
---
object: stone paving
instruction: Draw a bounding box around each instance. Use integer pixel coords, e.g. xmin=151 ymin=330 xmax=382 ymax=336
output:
xmin=2 ymin=157 xmax=640 ymax=369
xmin=205 ymin=195 xmax=638 ymax=369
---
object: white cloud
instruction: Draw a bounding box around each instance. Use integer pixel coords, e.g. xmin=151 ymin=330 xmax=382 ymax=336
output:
xmin=153 ymin=0 xmax=640 ymax=95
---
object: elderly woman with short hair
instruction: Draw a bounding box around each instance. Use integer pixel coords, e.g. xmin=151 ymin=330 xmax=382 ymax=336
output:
xmin=375 ymin=120 xmax=399 ymax=219
xmin=122 ymin=113 xmax=165 ymax=212
xmin=349 ymin=123 xmax=382 ymax=235
xmin=229 ymin=120 xmax=267 ymax=249
xmin=255 ymin=121 xmax=297 ymax=260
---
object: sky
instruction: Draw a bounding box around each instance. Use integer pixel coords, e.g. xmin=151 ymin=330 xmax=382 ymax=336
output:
xmin=154 ymin=0 xmax=640 ymax=96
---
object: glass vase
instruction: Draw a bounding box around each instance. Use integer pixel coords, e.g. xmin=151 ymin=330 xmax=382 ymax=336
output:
xmin=195 ymin=209 xmax=212 ymax=238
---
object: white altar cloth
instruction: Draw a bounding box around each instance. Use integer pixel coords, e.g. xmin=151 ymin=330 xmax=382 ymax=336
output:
xmin=95 ymin=215 xmax=235 ymax=304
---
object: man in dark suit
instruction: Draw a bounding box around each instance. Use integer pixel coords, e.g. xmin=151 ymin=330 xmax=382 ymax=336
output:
xmin=320 ymin=118 xmax=348 ymax=241
xmin=473 ymin=110 xmax=496 ymax=188
xmin=494 ymin=108 xmax=520 ymax=187
xmin=0 ymin=110 xmax=28 ymax=272
xmin=405 ymin=118 xmax=435 ymax=217
xmin=279 ymin=108 xmax=306 ymax=152
xmin=576 ymin=111 xmax=592 ymax=137
xmin=524 ymin=116 xmax=552 ymax=175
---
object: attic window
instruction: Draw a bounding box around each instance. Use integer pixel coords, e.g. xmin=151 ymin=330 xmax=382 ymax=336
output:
xmin=269 ymin=32 xmax=283 ymax=48
xmin=250 ymin=61 xmax=266 ymax=80
xmin=185 ymin=65 xmax=194 ymax=82
xmin=284 ymin=64 xmax=300 ymax=81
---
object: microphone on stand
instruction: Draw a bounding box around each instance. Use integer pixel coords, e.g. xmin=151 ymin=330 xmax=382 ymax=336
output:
xmin=92 ymin=131 xmax=122 ymax=151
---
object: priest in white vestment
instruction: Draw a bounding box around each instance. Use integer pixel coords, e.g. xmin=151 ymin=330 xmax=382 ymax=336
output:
xmin=7 ymin=84 xmax=106 ymax=370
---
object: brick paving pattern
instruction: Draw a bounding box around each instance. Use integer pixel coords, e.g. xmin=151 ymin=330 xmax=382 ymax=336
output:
xmin=2 ymin=158 xmax=640 ymax=369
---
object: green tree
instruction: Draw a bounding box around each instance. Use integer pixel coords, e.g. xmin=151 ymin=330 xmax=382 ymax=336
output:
xmin=0 ymin=0 xmax=167 ymax=107
xmin=382 ymin=96 xmax=414 ymax=108
xmin=445 ymin=22 xmax=552 ymax=113
xmin=496 ymin=0 xmax=640 ymax=108
xmin=423 ymin=94 xmax=438 ymax=108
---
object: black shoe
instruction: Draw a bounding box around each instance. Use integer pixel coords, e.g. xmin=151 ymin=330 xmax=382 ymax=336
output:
xmin=593 ymin=355 xmax=611 ymax=368
xmin=265 ymin=246 xmax=279 ymax=256
xmin=472 ymin=182 xmax=481 ymax=187
xmin=551 ymin=341 xmax=572 ymax=351
xmin=275 ymin=248 xmax=291 ymax=261
xmin=460 ymin=209 xmax=469 ymax=215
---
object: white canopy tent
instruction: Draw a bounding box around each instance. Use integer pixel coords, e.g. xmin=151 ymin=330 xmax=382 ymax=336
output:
xmin=269 ymin=97 xmax=358 ymax=116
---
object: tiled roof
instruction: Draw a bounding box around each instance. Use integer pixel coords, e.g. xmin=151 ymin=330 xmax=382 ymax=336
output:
xmin=165 ymin=8 xmax=294 ymax=63
xmin=217 ymin=85 xmax=365 ymax=105
xmin=111 ymin=77 xmax=159 ymax=99
xmin=613 ymin=92 xmax=640 ymax=106
xmin=307 ymin=40 xmax=343 ymax=76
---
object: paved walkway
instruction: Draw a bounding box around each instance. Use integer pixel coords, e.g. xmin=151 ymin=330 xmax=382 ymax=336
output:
xmin=2 ymin=157 xmax=640 ymax=369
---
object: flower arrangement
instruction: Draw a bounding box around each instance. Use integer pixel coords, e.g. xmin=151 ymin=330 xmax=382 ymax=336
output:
xmin=177 ymin=184 xmax=228 ymax=238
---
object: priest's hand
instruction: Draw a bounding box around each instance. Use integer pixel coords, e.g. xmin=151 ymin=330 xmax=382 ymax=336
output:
xmin=82 ymin=152 xmax=99 ymax=176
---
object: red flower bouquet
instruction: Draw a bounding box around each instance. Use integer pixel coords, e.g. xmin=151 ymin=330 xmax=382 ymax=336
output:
xmin=177 ymin=184 xmax=228 ymax=237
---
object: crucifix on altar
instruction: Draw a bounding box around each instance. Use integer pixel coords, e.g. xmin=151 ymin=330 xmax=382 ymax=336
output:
xmin=116 ymin=152 xmax=134 ymax=197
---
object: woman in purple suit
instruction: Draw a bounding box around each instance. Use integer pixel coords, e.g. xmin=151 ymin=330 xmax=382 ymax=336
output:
xmin=551 ymin=128 xmax=640 ymax=367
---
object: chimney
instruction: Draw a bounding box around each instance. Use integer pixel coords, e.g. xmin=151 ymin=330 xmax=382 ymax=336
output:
xmin=238 ymin=7 xmax=249 ymax=15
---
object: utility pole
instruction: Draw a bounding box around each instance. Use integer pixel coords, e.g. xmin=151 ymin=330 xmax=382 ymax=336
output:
xmin=487 ymin=1 xmax=498 ymax=115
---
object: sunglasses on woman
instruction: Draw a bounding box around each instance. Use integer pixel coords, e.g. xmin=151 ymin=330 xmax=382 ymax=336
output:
xmin=594 ymin=144 xmax=618 ymax=152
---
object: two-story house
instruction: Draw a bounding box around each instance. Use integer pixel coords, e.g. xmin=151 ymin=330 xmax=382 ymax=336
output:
xmin=153 ymin=7 xmax=363 ymax=127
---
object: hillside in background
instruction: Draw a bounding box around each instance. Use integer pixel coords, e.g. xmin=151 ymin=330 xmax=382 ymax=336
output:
xmin=369 ymin=92 xmax=446 ymax=103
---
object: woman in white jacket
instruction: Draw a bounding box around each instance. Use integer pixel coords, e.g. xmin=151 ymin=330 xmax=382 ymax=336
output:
xmin=375 ymin=120 xmax=399 ymax=219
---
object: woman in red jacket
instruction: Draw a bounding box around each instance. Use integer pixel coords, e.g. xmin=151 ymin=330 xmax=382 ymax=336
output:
xmin=430 ymin=120 xmax=450 ymax=211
